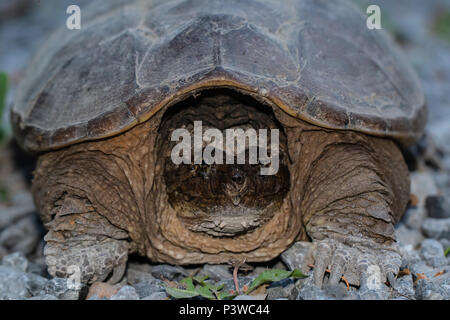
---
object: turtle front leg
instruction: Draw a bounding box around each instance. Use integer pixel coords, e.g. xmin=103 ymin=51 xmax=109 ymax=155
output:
xmin=32 ymin=146 xmax=143 ymax=286
xmin=43 ymin=196 xmax=130 ymax=285
xmin=300 ymin=137 xmax=410 ymax=289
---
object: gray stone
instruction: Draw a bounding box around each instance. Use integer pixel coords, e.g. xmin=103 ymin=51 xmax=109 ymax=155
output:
xmin=425 ymin=195 xmax=450 ymax=219
xmin=1 ymin=252 xmax=28 ymax=272
xmin=27 ymin=294 xmax=58 ymax=300
xmin=358 ymin=285 xmax=390 ymax=300
xmin=27 ymin=262 xmax=47 ymax=276
xmin=281 ymin=241 xmax=312 ymax=272
xmin=87 ymin=294 xmax=107 ymax=300
xmin=234 ymin=295 xmax=266 ymax=300
xmin=132 ymin=279 xmax=166 ymax=299
xmin=399 ymin=246 xmax=422 ymax=269
xmin=0 ymin=204 xmax=34 ymax=229
xmin=42 ymin=277 xmax=80 ymax=300
xmin=126 ymin=268 xmax=155 ymax=285
xmin=402 ymin=207 xmax=426 ymax=230
xmin=0 ymin=266 xmax=48 ymax=299
xmin=142 ymin=292 xmax=169 ymax=300
xmin=110 ymin=285 xmax=139 ymax=300
xmin=439 ymin=238 xmax=450 ymax=251
xmin=197 ymin=264 xmax=232 ymax=282
xmin=0 ymin=216 xmax=40 ymax=255
xmin=410 ymin=172 xmax=439 ymax=207
xmin=296 ymin=283 xmax=330 ymax=300
xmin=409 ymin=261 xmax=437 ymax=279
xmin=127 ymin=261 xmax=152 ymax=274
xmin=415 ymin=273 xmax=450 ymax=300
xmin=420 ymin=239 xmax=447 ymax=267
xmin=266 ymin=278 xmax=295 ymax=300
xmin=395 ymin=224 xmax=423 ymax=248
xmin=151 ymin=264 xmax=188 ymax=281
xmin=294 ymin=276 xmax=356 ymax=300
xmin=422 ymin=218 xmax=450 ymax=239
xmin=0 ymin=246 xmax=7 ymax=260
xmin=390 ymin=274 xmax=415 ymax=300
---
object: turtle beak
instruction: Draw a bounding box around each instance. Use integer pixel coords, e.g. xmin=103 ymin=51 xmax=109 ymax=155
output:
xmin=230 ymin=195 xmax=242 ymax=206
xmin=224 ymin=167 xmax=248 ymax=206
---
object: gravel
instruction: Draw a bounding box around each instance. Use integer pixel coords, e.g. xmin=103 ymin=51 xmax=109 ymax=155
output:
xmin=280 ymin=242 xmax=311 ymax=272
xmin=390 ymin=274 xmax=415 ymax=300
xmin=395 ymin=224 xmax=424 ymax=248
xmin=420 ymin=239 xmax=447 ymax=268
xmin=196 ymin=264 xmax=233 ymax=282
xmin=126 ymin=268 xmax=155 ymax=286
xmin=415 ymin=273 xmax=450 ymax=300
xmin=151 ymin=264 xmax=189 ymax=281
xmin=425 ymin=195 xmax=450 ymax=219
xmin=422 ymin=218 xmax=450 ymax=239
xmin=0 ymin=265 xmax=48 ymax=299
xmin=132 ymin=279 xmax=166 ymax=299
xmin=142 ymin=292 xmax=169 ymax=300
xmin=42 ymin=277 xmax=80 ymax=300
xmin=27 ymin=294 xmax=58 ymax=300
xmin=1 ymin=252 xmax=28 ymax=272
xmin=266 ymin=278 xmax=295 ymax=300
xmin=234 ymin=295 xmax=266 ymax=300
xmin=110 ymin=285 xmax=140 ymax=300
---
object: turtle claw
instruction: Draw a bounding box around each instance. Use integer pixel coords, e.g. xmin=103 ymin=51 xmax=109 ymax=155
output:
xmin=387 ymin=272 xmax=397 ymax=289
xmin=107 ymin=258 xmax=127 ymax=285
xmin=312 ymin=242 xmax=332 ymax=287
xmin=308 ymin=238 xmax=401 ymax=289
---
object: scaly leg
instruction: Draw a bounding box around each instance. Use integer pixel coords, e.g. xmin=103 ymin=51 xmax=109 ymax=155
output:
xmin=43 ymin=196 xmax=130 ymax=285
xmin=300 ymin=136 xmax=409 ymax=288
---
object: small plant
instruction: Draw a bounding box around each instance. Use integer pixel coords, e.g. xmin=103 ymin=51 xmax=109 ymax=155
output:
xmin=445 ymin=247 xmax=450 ymax=257
xmin=0 ymin=187 xmax=8 ymax=203
xmin=433 ymin=10 xmax=450 ymax=43
xmin=0 ymin=72 xmax=9 ymax=144
xmin=165 ymin=268 xmax=307 ymax=300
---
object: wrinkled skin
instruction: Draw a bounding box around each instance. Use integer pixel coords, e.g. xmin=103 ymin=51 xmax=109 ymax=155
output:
xmin=33 ymin=90 xmax=409 ymax=287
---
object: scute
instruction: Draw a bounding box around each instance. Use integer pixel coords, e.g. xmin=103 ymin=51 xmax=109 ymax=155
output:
xmin=12 ymin=0 xmax=426 ymax=152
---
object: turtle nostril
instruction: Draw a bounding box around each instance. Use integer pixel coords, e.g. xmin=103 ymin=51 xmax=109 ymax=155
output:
xmin=232 ymin=173 xmax=244 ymax=184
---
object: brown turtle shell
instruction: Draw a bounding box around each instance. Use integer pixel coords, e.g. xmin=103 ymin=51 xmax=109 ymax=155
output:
xmin=11 ymin=0 xmax=426 ymax=152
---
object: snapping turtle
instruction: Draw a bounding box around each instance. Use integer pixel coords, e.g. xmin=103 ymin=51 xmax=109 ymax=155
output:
xmin=11 ymin=0 xmax=426 ymax=287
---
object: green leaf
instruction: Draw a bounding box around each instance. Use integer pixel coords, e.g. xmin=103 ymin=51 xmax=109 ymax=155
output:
xmin=169 ymin=276 xmax=223 ymax=300
xmin=0 ymin=72 xmax=7 ymax=119
xmin=0 ymin=72 xmax=9 ymax=143
xmin=245 ymin=268 xmax=307 ymax=295
xmin=210 ymin=283 xmax=225 ymax=292
xmin=433 ymin=10 xmax=450 ymax=43
xmin=165 ymin=286 xmax=200 ymax=299
xmin=195 ymin=285 xmax=215 ymax=299
xmin=193 ymin=275 xmax=209 ymax=285
xmin=180 ymin=277 xmax=195 ymax=291
xmin=216 ymin=290 xmax=238 ymax=300
xmin=0 ymin=187 xmax=8 ymax=203
xmin=445 ymin=247 xmax=450 ymax=257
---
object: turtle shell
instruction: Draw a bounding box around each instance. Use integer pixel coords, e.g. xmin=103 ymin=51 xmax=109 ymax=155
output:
xmin=11 ymin=0 xmax=426 ymax=152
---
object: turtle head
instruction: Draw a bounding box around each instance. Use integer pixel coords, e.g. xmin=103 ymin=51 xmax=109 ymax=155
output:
xmin=159 ymin=90 xmax=290 ymax=237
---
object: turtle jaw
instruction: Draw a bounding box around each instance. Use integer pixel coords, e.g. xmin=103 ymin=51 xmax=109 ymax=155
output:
xmin=185 ymin=210 xmax=270 ymax=237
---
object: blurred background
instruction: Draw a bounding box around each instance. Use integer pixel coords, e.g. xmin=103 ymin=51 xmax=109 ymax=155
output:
xmin=0 ymin=0 xmax=449 ymax=300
